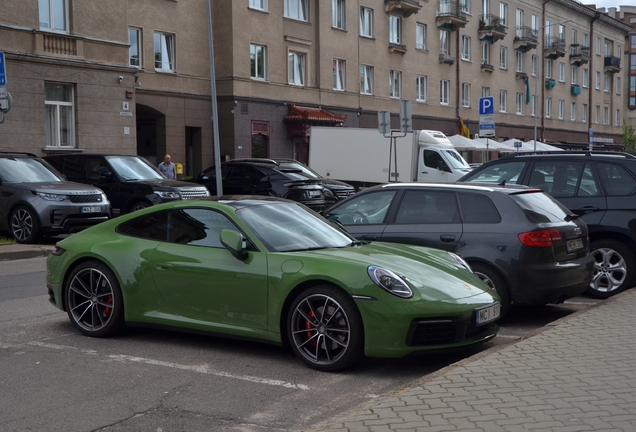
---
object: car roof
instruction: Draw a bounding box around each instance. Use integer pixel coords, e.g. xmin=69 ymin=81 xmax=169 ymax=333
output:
xmin=490 ymin=151 xmax=636 ymax=162
xmin=0 ymin=152 xmax=39 ymax=158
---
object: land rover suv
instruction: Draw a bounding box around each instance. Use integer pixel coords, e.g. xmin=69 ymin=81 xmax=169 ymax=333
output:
xmin=459 ymin=151 xmax=636 ymax=299
xmin=44 ymin=154 xmax=209 ymax=216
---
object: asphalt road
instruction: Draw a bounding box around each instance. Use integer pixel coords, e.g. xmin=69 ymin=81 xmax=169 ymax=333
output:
xmin=0 ymin=256 xmax=603 ymax=432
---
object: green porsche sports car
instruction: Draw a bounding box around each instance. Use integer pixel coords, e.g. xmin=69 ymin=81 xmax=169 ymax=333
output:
xmin=46 ymin=197 xmax=500 ymax=371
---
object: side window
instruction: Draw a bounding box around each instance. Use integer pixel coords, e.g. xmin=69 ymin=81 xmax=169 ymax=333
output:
xmin=326 ymin=190 xmax=397 ymax=225
xmin=597 ymin=162 xmax=636 ymax=197
xmin=458 ymin=193 xmax=501 ymax=223
xmin=117 ymin=211 xmax=170 ymax=241
xmin=86 ymin=157 xmax=112 ymax=181
xmin=577 ymin=163 xmax=601 ymax=197
xmin=423 ymin=149 xmax=444 ymax=169
xmin=464 ymin=161 xmax=526 ymax=184
xmin=167 ymin=208 xmax=240 ymax=247
xmin=55 ymin=157 xmax=83 ymax=182
xmin=395 ymin=190 xmax=460 ymax=223
xmin=227 ymin=165 xmax=259 ymax=181
xmin=532 ymin=161 xmax=585 ymax=198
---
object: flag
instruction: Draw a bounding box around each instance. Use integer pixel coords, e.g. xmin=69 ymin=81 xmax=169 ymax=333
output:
xmin=459 ymin=118 xmax=470 ymax=138
xmin=524 ymin=77 xmax=530 ymax=105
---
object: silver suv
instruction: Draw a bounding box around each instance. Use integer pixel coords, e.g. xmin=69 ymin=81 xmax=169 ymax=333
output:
xmin=0 ymin=153 xmax=111 ymax=243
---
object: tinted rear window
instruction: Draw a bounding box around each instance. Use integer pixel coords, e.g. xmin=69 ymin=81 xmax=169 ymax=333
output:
xmin=510 ymin=191 xmax=571 ymax=223
xmin=463 ymin=161 xmax=526 ymax=184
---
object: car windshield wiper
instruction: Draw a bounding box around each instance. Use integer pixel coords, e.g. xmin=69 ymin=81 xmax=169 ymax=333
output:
xmin=348 ymin=240 xmax=368 ymax=247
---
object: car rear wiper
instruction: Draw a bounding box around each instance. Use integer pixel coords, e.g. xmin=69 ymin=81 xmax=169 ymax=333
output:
xmin=564 ymin=214 xmax=579 ymax=221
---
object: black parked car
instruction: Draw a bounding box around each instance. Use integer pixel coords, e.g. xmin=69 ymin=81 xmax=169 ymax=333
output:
xmin=44 ymin=154 xmax=209 ymax=216
xmin=325 ymin=183 xmax=594 ymax=316
xmin=194 ymin=160 xmax=326 ymax=212
xmin=459 ymin=151 xmax=636 ymax=299
xmin=232 ymin=158 xmax=356 ymax=206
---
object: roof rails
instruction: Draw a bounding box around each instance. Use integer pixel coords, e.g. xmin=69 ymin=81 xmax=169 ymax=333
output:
xmin=0 ymin=151 xmax=39 ymax=157
xmin=230 ymin=158 xmax=280 ymax=165
xmin=499 ymin=151 xmax=636 ymax=159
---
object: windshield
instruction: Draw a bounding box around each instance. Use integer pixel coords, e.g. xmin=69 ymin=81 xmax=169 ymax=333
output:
xmin=237 ymin=202 xmax=353 ymax=252
xmin=280 ymin=162 xmax=320 ymax=179
xmin=106 ymin=156 xmax=164 ymax=181
xmin=443 ymin=150 xmax=471 ymax=169
xmin=0 ymin=157 xmax=64 ymax=183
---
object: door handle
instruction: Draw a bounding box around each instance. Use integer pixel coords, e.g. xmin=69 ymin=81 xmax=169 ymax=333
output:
xmin=362 ymin=235 xmax=377 ymax=240
xmin=440 ymin=235 xmax=456 ymax=242
xmin=421 ymin=171 xmax=428 ymax=174
xmin=154 ymin=263 xmax=173 ymax=270
xmin=575 ymin=206 xmax=599 ymax=214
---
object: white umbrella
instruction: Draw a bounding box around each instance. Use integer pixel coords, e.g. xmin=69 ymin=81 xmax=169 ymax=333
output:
xmin=525 ymin=140 xmax=563 ymax=151
xmin=500 ymin=138 xmax=535 ymax=152
xmin=474 ymin=138 xmax=516 ymax=152
xmin=448 ymin=134 xmax=489 ymax=150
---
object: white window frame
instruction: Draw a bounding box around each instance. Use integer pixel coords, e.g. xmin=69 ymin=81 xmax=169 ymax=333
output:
xmin=500 ymin=2 xmax=508 ymax=27
xmin=389 ymin=15 xmax=401 ymax=44
xmin=571 ymin=66 xmax=577 ymax=85
xmin=516 ymin=92 xmax=523 ymax=115
xmin=604 ymin=106 xmax=609 ymax=125
xmin=288 ymin=51 xmax=306 ymax=86
xmin=582 ymin=103 xmax=587 ymax=122
xmin=129 ymin=27 xmax=142 ymax=67
xmin=154 ymin=31 xmax=175 ymax=72
xmin=500 ymin=46 xmax=508 ymax=69
xmin=616 ymin=109 xmax=620 ymax=126
xmin=482 ymin=86 xmax=490 ymax=97
xmin=390 ymin=69 xmax=402 ymax=99
xmin=516 ymin=51 xmax=523 ymax=73
xmin=617 ymin=76 xmax=621 ymax=95
xmin=546 ymin=59 xmax=553 ymax=79
xmin=39 ymin=0 xmax=68 ymax=32
xmin=284 ymin=0 xmax=309 ymax=22
xmin=582 ymin=68 xmax=589 ymax=88
xmin=360 ymin=65 xmax=373 ymax=95
xmin=531 ymin=94 xmax=537 ymax=117
xmin=531 ymin=55 xmax=537 ymax=76
xmin=417 ymin=75 xmax=427 ymax=102
xmin=596 ymin=71 xmax=601 ymax=90
xmin=249 ymin=0 xmax=267 ymax=11
xmin=545 ymin=97 xmax=552 ymax=118
xmin=604 ymin=74 xmax=610 ymax=92
xmin=559 ymin=62 xmax=565 ymax=82
xmin=360 ymin=7 xmax=373 ymax=38
xmin=595 ymin=105 xmax=600 ymax=124
xmin=44 ymin=82 xmax=75 ymax=148
xmin=440 ymin=30 xmax=450 ymax=55
xmin=558 ymin=99 xmax=564 ymax=120
xmin=571 ymin=102 xmax=576 ymax=121
xmin=250 ymin=43 xmax=267 ymax=80
xmin=333 ymin=58 xmax=345 ymax=91
xmin=499 ymin=90 xmax=507 ymax=113
xmin=416 ymin=23 xmax=427 ymax=50
xmin=596 ymin=37 xmax=601 ymax=55
xmin=461 ymin=35 xmax=471 ymax=60
xmin=332 ymin=0 xmax=345 ymax=30
xmin=482 ymin=41 xmax=490 ymax=65
xmin=461 ymin=82 xmax=470 ymax=107
xmin=440 ymin=79 xmax=450 ymax=105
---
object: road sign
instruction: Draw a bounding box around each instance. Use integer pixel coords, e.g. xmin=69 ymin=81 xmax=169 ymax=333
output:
xmin=514 ymin=141 xmax=523 ymax=148
xmin=0 ymin=52 xmax=6 ymax=87
xmin=479 ymin=97 xmax=494 ymax=115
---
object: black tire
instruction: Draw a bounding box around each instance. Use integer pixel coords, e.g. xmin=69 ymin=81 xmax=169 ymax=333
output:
xmin=287 ymin=285 xmax=364 ymax=372
xmin=65 ymin=261 xmax=125 ymax=337
xmin=588 ymin=239 xmax=636 ymax=299
xmin=10 ymin=206 xmax=41 ymax=244
xmin=471 ymin=263 xmax=511 ymax=318
xmin=129 ymin=201 xmax=150 ymax=212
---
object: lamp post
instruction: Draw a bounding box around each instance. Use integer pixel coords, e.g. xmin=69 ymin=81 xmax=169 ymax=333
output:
xmin=533 ymin=20 xmax=569 ymax=152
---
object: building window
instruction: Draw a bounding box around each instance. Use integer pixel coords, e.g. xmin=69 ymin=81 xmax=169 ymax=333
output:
xmin=389 ymin=15 xmax=401 ymax=44
xmin=129 ymin=28 xmax=141 ymax=67
xmin=249 ymin=0 xmax=267 ymax=11
xmin=596 ymin=37 xmax=601 ymax=55
xmin=39 ymin=0 xmax=68 ymax=32
xmin=546 ymin=59 xmax=553 ymax=79
xmin=531 ymin=55 xmax=537 ymax=76
xmin=360 ymin=65 xmax=373 ymax=94
xmin=570 ymin=66 xmax=577 ymax=84
xmin=500 ymin=46 xmax=508 ymax=69
xmin=360 ymin=7 xmax=373 ymax=38
xmin=531 ymin=95 xmax=537 ymax=117
xmin=516 ymin=92 xmax=523 ymax=114
xmin=559 ymin=62 xmax=565 ymax=82
xmin=288 ymin=52 xmax=305 ymax=86
xmin=499 ymin=90 xmax=507 ymax=113
xmin=417 ymin=75 xmax=427 ymax=102
xmin=44 ymin=83 xmax=75 ymax=148
xmin=461 ymin=0 xmax=470 ymax=14
xmin=616 ymin=109 xmax=620 ymax=126
xmin=390 ymin=70 xmax=402 ymax=98
xmin=582 ymin=103 xmax=587 ymax=122
xmin=572 ymin=29 xmax=577 ymax=45
xmin=333 ymin=58 xmax=345 ymax=90
xmin=284 ymin=0 xmax=309 ymax=22
xmin=461 ymin=36 xmax=470 ymax=60
xmin=596 ymin=71 xmax=601 ymax=90
xmin=440 ymin=30 xmax=450 ymax=55
xmin=545 ymin=97 xmax=552 ymax=118
xmin=616 ymin=76 xmax=621 ymax=95
xmin=481 ymin=41 xmax=490 ymax=65
xmin=461 ymin=82 xmax=470 ymax=107
xmin=583 ymin=68 xmax=589 ymax=88
xmin=482 ymin=86 xmax=490 ymax=97
xmin=604 ymin=74 xmax=610 ymax=92
xmin=332 ymin=0 xmax=345 ymax=29
xmin=595 ymin=105 xmax=600 ymax=124
xmin=416 ymin=23 xmax=427 ymax=50
xmin=571 ymin=102 xmax=576 ymax=121
xmin=154 ymin=32 xmax=175 ymax=72
xmin=500 ymin=2 xmax=508 ymax=27
xmin=440 ymin=80 xmax=450 ymax=105
xmin=558 ymin=99 xmax=564 ymax=120
xmin=516 ymin=51 xmax=523 ymax=73
xmin=250 ymin=44 xmax=266 ymax=80
xmin=604 ymin=107 xmax=609 ymax=125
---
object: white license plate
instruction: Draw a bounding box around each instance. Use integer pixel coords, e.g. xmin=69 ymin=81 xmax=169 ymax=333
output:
xmin=81 ymin=206 xmax=101 ymax=213
xmin=476 ymin=303 xmax=500 ymax=325
xmin=566 ymin=238 xmax=584 ymax=253
xmin=308 ymin=190 xmax=321 ymax=197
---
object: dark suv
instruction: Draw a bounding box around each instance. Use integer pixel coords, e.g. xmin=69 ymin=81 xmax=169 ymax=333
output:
xmin=44 ymin=154 xmax=210 ymax=217
xmin=232 ymin=158 xmax=356 ymax=207
xmin=459 ymin=151 xmax=636 ymax=299
xmin=325 ymin=183 xmax=594 ymax=316
xmin=193 ymin=160 xmax=326 ymax=212
xmin=0 ymin=153 xmax=111 ymax=243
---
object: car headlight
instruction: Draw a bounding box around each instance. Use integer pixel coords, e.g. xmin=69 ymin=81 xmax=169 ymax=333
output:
xmin=448 ymin=252 xmax=473 ymax=273
xmin=36 ymin=192 xmax=67 ymax=202
xmin=368 ymin=266 xmax=413 ymax=299
xmin=155 ymin=191 xmax=181 ymax=199
xmin=323 ymin=188 xmax=335 ymax=197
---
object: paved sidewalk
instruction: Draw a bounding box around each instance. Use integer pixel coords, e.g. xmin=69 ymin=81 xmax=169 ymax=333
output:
xmin=311 ymin=290 xmax=636 ymax=432
xmin=0 ymin=242 xmax=56 ymax=261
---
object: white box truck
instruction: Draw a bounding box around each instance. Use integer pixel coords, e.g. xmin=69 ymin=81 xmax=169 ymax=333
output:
xmin=308 ymin=127 xmax=472 ymax=189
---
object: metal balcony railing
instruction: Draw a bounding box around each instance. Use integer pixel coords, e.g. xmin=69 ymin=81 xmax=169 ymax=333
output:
xmin=545 ymin=37 xmax=566 ymax=51
xmin=570 ymin=45 xmax=590 ymax=58
xmin=437 ymin=0 xmax=468 ymax=18
xmin=515 ymin=26 xmax=538 ymax=42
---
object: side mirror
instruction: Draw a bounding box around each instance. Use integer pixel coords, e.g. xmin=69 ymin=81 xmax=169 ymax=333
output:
xmin=220 ymin=229 xmax=248 ymax=261
xmin=99 ymin=172 xmax=115 ymax=182
xmin=436 ymin=161 xmax=451 ymax=173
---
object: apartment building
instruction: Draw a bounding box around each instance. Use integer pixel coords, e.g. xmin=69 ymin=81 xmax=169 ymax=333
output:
xmin=0 ymin=1 xmax=630 ymax=173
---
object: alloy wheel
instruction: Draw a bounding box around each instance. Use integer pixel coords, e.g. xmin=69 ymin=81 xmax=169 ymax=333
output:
xmin=591 ymin=247 xmax=627 ymax=294
xmin=11 ymin=208 xmax=34 ymax=242
xmin=67 ymin=268 xmax=115 ymax=332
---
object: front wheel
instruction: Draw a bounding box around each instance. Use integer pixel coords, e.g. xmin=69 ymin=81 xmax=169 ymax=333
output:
xmin=10 ymin=206 xmax=41 ymax=244
xmin=588 ymin=239 xmax=636 ymax=299
xmin=65 ymin=261 xmax=124 ymax=337
xmin=287 ymin=285 xmax=364 ymax=372
xmin=471 ymin=263 xmax=510 ymax=318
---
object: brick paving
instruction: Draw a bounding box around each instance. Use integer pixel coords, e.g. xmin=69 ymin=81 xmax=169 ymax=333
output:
xmin=311 ymin=290 xmax=636 ymax=432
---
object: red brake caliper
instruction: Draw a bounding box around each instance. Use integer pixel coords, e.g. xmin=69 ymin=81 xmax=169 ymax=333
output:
xmin=305 ymin=310 xmax=317 ymax=347
xmin=103 ymin=295 xmax=113 ymax=317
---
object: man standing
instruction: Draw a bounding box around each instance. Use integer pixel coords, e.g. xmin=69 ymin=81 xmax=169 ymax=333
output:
xmin=158 ymin=154 xmax=176 ymax=179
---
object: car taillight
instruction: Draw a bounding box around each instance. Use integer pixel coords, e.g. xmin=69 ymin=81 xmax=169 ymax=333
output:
xmin=518 ymin=229 xmax=562 ymax=247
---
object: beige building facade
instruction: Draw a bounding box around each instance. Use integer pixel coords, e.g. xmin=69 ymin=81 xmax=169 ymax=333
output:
xmin=0 ymin=0 xmax=631 ymax=174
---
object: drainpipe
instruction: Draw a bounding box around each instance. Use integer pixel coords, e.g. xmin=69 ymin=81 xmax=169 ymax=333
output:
xmin=456 ymin=28 xmax=461 ymax=122
xmin=540 ymin=0 xmax=551 ymax=142
xmin=588 ymin=12 xmax=600 ymax=137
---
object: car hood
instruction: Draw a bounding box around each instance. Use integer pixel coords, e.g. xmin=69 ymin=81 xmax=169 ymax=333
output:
xmin=320 ymin=178 xmax=355 ymax=189
xmin=9 ymin=181 xmax=104 ymax=194
xmin=294 ymin=242 xmax=497 ymax=303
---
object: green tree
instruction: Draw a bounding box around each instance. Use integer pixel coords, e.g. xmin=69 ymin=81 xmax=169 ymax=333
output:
xmin=623 ymin=121 xmax=636 ymax=152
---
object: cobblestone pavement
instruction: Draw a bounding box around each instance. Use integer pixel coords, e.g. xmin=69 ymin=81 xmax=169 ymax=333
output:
xmin=310 ymin=290 xmax=636 ymax=432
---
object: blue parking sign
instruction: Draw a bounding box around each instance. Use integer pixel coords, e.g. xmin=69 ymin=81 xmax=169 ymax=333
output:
xmin=0 ymin=52 xmax=6 ymax=86
xmin=479 ymin=97 xmax=494 ymax=115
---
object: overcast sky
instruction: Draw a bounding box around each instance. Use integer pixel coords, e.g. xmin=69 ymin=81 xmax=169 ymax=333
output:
xmin=588 ymin=0 xmax=636 ymax=10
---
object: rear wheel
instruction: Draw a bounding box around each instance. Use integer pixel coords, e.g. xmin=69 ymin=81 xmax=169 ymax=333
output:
xmin=129 ymin=201 xmax=150 ymax=212
xmin=589 ymin=239 xmax=636 ymax=299
xmin=287 ymin=285 xmax=364 ymax=372
xmin=471 ymin=263 xmax=510 ymax=318
xmin=10 ymin=206 xmax=41 ymax=244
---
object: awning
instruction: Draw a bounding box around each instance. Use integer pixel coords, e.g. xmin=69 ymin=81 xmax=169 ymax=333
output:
xmin=283 ymin=104 xmax=347 ymax=125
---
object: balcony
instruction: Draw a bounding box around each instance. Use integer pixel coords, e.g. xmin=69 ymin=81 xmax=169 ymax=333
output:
xmin=35 ymin=31 xmax=84 ymax=58
xmin=514 ymin=26 xmax=538 ymax=52
xmin=436 ymin=1 xmax=469 ymax=31
xmin=439 ymin=53 xmax=456 ymax=65
xmin=385 ymin=0 xmax=422 ymax=17
xmin=569 ymin=45 xmax=590 ymax=66
xmin=478 ymin=14 xmax=507 ymax=44
xmin=604 ymin=56 xmax=621 ymax=74
xmin=544 ymin=37 xmax=566 ymax=60
xmin=516 ymin=71 xmax=528 ymax=80
xmin=481 ymin=62 xmax=494 ymax=72
xmin=571 ymin=85 xmax=582 ymax=96
xmin=389 ymin=43 xmax=408 ymax=54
